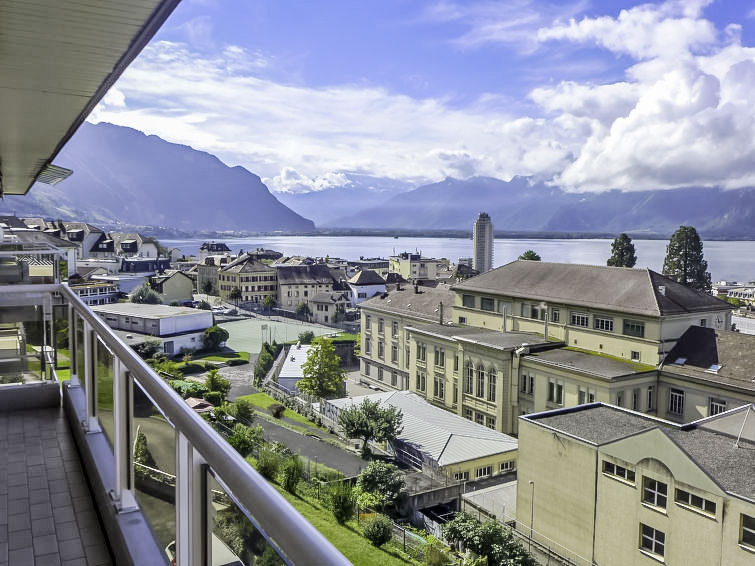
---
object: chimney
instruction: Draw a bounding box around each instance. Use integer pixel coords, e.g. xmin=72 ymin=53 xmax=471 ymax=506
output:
xmin=439 ymin=301 xmax=444 ymax=325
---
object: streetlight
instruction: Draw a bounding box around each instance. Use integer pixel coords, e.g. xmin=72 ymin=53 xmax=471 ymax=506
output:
xmin=529 ymin=480 xmax=535 ymax=551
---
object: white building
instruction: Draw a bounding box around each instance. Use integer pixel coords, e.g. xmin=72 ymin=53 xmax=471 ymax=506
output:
xmin=473 ymin=212 xmax=493 ymax=273
xmin=92 ymin=303 xmax=213 ymax=355
xmin=276 ymin=343 xmax=312 ymax=392
xmin=347 ymin=269 xmax=386 ymax=305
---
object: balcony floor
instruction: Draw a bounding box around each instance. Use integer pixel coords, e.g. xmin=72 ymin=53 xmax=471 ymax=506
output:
xmin=0 ymin=408 xmax=113 ymax=566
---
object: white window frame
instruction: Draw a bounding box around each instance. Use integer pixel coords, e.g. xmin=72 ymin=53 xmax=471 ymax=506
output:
xmin=500 ymin=460 xmax=516 ymax=473
xmin=416 ymin=371 xmax=426 ymax=392
xmin=741 ymin=514 xmax=755 ymax=549
xmin=709 ymin=397 xmax=727 ymax=416
xmin=602 ymin=460 xmax=635 ymax=483
xmin=669 ymin=388 xmax=685 ymax=416
xmin=547 ymin=378 xmax=564 ymax=405
xmin=675 ymin=488 xmax=716 ymax=516
xmin=434 ymin=376 xmax=445 ymax=399
xmin=642 ymin=477 xmax=668 ymax=509
xmin=475 ymin=465 xmax=492 ymax=479
xmin=570 ymin=311 xmax=589 ymax=327
xmin=454 ymin=471 xmax=469 ymax=481
xmin=640 ymin=524 xmax=665 ymax=558
xmin=593 ymin=316 xmax=614 ymax=331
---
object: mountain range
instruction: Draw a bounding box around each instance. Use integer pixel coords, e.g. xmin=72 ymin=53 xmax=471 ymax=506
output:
xmin=3 ymin=121 xmax=755 ymax=238
xmin=0 ymin=122 xmax=314 ymax=232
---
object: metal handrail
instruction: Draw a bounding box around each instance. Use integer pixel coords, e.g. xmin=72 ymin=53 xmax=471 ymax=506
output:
xmin=58 ymin=284 xmax=351 ymax=566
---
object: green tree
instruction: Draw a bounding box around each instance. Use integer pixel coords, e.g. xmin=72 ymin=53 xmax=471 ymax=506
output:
xmin=296 ymin=302 xmax=312 ymax=320
xmin=262 ymin=295 xmax=276 ymax=313
xmin=518 ymin=250 xmax=541 ymax=261
xmin=133 ymin=427 xmax=158 ymax=469
xmin=229 ymin=287 xmax=242 ymax=305
xmin=607 ymin=233 xmax=637 ymax=267
xmin=662 ymin=225 xmax=712 ymax=293
xmin=131 ymin=283 xmax=162 ymax=304
xmin=444 ymin=513 xmax=537 ymax=566
xmin=254 ymin=348 xmax=275 ymax=386
xmin=201 ymin=325 xmax=230 ymax=351
xmin=227 ymin=423 xmax=263 ymax=457
xmin=338 ymin=398 xmax=403 ymax=458
xmin=133 ymin=337 xmax=162 ymax=359
xmin=356 ymin=461 xmax=405 ymax=514
xmin=280 ymin=455 xmax=303 ymax=494
xmin=205 ymin=368 xmax=231 ymax=402
xmin=201 ymin=280 xmax=214 ymax=295
xmin=354 ymin=332 xmax=361 ymax=357
xmin=230 ymin=398 xmax=255 ymax=423
xmin=298 ymin=337 xmax=345 ymax=402
xmin=298 ymin=330 xmax=315 ymax=344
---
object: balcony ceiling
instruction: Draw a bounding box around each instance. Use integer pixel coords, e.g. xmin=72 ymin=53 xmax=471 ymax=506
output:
xmin=0 ymin=0 xmax=181 ymax=197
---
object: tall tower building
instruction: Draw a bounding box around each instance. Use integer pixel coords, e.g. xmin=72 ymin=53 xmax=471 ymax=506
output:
xmin=473 ymin=212 xmax=493 ymax=273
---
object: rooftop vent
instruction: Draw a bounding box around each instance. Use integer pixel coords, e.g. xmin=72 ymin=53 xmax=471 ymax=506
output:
xmin=658 ymin=285 xmax=666 ymax=296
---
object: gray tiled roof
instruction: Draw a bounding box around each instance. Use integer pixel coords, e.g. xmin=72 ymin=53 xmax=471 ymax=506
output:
xmin=275 ymin=264 xmax=336 ymax=285
xmin=360 ymin=284 xmax=456 ymax=322
xmin=220 ymin=253 xmax=275 ymax=274
xmin=348 ymin=269 xmax=386 ymax=285
xmin=662 ymin=326 xmax=755 ymax=392
xmin=452 ymin=260 xmax=731 ymax=317
xmin=530 ymin=405 xmax=657 ymax=444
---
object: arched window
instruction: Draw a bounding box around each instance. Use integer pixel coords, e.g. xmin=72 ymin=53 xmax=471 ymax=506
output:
xmin=488 ymin=367 xmax=497 ymax=401
xmin=476 ymin=364 xmax=485 ymax=398
xmin=464 ymin=361 xmax=474 ymax=394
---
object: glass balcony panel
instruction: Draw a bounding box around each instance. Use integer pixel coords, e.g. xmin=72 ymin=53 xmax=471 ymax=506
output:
xmin=75 ymin=311 xmax=86 ymax=389
xmin=0 ymin=305 xmax=48 ymax=384
xmin=133 ymin=378 xmax=176 ymax=563
xmin=208 ymin=470 xmax=287 ymax=566
xmin=96 ymin=337 xmax=115 ymax=444
xmin=52 ymin=304 xmax=71 ymax=381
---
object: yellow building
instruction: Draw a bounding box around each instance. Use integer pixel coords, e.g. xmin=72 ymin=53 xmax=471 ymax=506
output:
xmin=323 ymin=390 xmax=519 ymax=481
xmin=275 ymin=264 xmax=339 ymax=311
xmin=451 ymin=260 xmax=733 ymax=366
xmin=517 ymin=403 xmax=755 ymax=566
xmin=218 ymin=253 xmax=278 ymax=304
xmin=360 ymin=284 xmax=456 ymax=390
xmin=389 ymin=252 xmax=444 ymax=282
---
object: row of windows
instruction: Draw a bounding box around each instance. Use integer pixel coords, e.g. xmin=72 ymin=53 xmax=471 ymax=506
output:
xmin=668 ymin=388 xmax=728 ymax=417
xmin=463 ymin=362 xmax=497 ymax=401
xmin=453 ymin=461 xmax=516 ymax=482
xmin=638 ymin=513 xmax=755 ymax=557
xmin=219 ymin=274 xmax=275 ymax=282
xmin=363 ymin=363 xmax=399 ymax=387
xmin=463 ymin=408 xmax=496 ymax=429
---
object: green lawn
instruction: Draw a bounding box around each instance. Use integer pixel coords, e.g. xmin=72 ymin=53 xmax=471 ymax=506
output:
xmin=275 ymin=486 xmax=418 ymax=566
xmin=195 ymin=350 xmax=250 ymax=362
xmin=236 ymin=393 xmax=318 ymax=428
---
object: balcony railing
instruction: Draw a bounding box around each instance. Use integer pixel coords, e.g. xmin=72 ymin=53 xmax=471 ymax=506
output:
xmin=0 ymin=281 xmax=351 ymax=566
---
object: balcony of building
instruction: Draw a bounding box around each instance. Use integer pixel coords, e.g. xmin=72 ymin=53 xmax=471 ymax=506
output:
xmin=0 ymin=244 xmax=351 ymax=565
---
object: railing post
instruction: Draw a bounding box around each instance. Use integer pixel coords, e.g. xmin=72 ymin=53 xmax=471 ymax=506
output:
xmin=111 ymin=357 xmax=138 ymax=512
xmin=67 ymin=305 xmax=80 ymax=385
xmin=176 ymin=432 xmax=207 ymax=566
xmin=82 ymin=321 xmax=100 ymax=433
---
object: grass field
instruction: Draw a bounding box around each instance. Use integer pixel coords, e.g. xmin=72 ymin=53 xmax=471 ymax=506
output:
xmin=236 ymin=392 xmax=318 ymax=428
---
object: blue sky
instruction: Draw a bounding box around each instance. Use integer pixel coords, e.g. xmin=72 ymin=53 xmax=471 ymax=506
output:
xmin=91 ymin=0 xmax=755 ymax=193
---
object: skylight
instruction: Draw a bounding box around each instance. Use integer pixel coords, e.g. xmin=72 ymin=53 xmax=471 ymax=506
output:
xmin=674 ymin=357 xmax=687 ymax=365
xmin=706 ymin=364 xmax=722 ymax=373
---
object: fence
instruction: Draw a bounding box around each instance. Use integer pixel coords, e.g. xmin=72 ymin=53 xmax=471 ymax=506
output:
xmin=355 ymin=506 xmax=431 ymax=562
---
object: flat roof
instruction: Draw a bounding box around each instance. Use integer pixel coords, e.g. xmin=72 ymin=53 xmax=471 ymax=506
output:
xmin=329 ymin=391 xmax=517 ymax=467
xmin=92 ymin=303 xmax=207 ymax=319
xmin=279 ymin=344 xmax=312 ymax=379
xmin=524 ymin=348 xmax=653 ymax=379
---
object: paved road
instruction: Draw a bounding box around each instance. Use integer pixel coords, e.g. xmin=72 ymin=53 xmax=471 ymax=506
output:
xmin=255 ymin=417 xmax=367 ymax=477
xmin=219 ymin=360 xmax=257 ymax=400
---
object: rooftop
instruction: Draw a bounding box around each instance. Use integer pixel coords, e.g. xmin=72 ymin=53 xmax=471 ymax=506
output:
xmin=359 ymin=284 xmax=456 ymax=322
xmin=347 ymin=269 xmax=386 ymax=286
xmin=408 ymin=323 xmax=550 ymax=351
xmin=329 ymin=391 xmax=517 ymax=467
xmin=662 ymin=326 xmax=755 ymax=392
xmin=275 ymin=264 xmax=336 ymax=285
xmin=452 ymin=260 xmax=731 ymax=317
xmin=525 ymin=347 xmax=654 ymax=379
xmin=279 ymin=344 xmax=312 ymax=380
xmin=92 ymin=303 xmax=207 ymax=319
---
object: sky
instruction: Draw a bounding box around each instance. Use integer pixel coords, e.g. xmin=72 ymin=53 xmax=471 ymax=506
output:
xmin=89 ymin=0 xmax=755 ymax=194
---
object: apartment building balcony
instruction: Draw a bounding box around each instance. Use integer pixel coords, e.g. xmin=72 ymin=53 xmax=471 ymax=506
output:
xmin=0 ymin=274 xmax=350 ymax=566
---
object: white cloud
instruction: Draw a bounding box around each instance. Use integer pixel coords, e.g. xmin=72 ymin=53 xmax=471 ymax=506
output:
xmin=90 ymin=0 xmax=755 ymax=194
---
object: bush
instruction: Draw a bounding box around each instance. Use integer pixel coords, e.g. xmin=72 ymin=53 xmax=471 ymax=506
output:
xmin=133 ymin=428 xmax=157 ymax=469
xmin=181 ymin=362 xmax=204 ymax=375
xmin=256 ymin=449 xmax=281 ymax=480
xmin=227 ymin=358 xmax=248 ymax=366
xmin=298 ymin=330 xmax=315 ymax=344
xmin=269 ymin=403 xmax=286 ymax=418
xmin=227 ymin=423 xmax=263 ymax=458
xmin=133 ymin=338 xmax=161 ymax=359
xmin=363 ymin=514 xmax=393 ymax=547
xmin=232 ymin=398 xmax=255 ymax=423
xmin=328 ymin=482 xmax=356 ymax=524
xmin=281 ymin=455 xmax=303 ymax=494
xmin=205 ymin=368 xmax=231 ymax=402
xmin=168 ymin=379 xmax=208 ymax=399
xmin=202 ymin=325 xmax=230 ymax=351
xmin=204 ymin=391 xmax=223 ymax=406
xmin=197 ymin=300 xmax=211 ymax=310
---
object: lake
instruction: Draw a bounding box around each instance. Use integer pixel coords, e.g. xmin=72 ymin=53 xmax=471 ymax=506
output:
xmin=160 ymin=236 xmax=755 ymax=282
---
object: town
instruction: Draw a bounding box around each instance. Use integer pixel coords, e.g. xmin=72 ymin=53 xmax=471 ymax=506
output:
xmin=1 ymin=208 xmax=753 ymax=566
xmin=2 ymin=2 xmax=755 ymax=566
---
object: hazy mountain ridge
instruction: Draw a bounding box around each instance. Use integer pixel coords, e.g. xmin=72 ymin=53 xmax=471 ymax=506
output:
xmin=1 ymin=122 xmax=314 ymax=232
